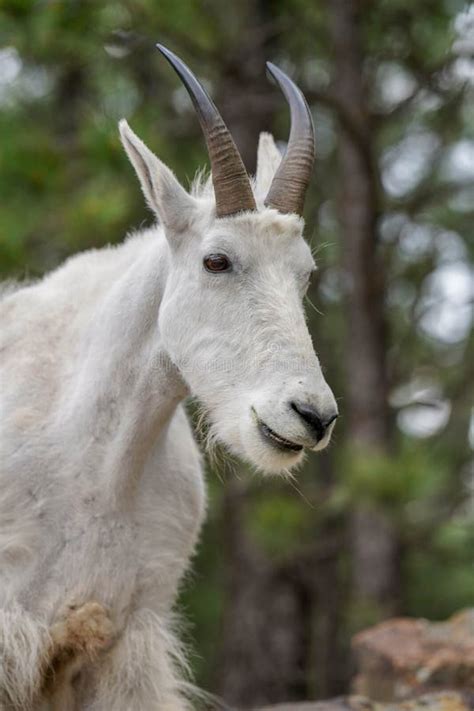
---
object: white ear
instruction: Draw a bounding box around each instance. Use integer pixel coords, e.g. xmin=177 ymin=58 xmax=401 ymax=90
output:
xmin=255 ymin=132 xmax=282 ymax=200
xmin=119 ymin=119 xmax=196 ymax=233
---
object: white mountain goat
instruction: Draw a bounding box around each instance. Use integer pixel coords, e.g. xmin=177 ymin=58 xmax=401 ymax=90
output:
xmin=0 ymin=45 xmax=338 ymax=710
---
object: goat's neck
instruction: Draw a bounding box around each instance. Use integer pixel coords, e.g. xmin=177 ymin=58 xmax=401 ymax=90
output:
xmin=60 ymin=236 xmax=187 ymax=497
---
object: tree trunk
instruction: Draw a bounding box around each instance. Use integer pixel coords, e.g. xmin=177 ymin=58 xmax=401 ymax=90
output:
xmin=327 ymin=0 xmax=400 ymax=615
xmin=216 ymin=480 xmax=311 ymax=706
xmin=216 ymin=480 xmax=346 ymax=706
xmin=216 ymin=0 xmax=277 ymax=172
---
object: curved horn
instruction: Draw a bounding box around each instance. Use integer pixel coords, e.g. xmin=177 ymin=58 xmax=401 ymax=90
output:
xmin=157 ymin=44 xmax=256 ymax=218
xmin=264 ymin=62 xmax=315 ymax=216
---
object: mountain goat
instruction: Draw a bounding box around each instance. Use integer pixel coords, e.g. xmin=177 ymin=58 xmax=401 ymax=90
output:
xmin=0 ymin=45 xmax=338 ymax=710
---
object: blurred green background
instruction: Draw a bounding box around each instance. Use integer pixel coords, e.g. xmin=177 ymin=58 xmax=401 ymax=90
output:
xmin=0 ymin=0 xmax=473 ymax=705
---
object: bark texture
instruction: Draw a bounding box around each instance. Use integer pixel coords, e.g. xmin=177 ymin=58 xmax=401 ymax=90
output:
xmin=327 ymin=0 xmax=400 ymax=614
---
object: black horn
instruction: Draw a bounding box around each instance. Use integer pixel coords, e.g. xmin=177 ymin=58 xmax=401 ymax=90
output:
xmin=264 ymin=62 xmax=315 ymax=216
xmin=157 ymin=44 xmax=256 ymax=218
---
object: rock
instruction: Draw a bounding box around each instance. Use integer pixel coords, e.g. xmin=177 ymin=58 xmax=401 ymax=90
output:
xmin=257 ymin=691 xmax=474 ymax=711
xmin=352 ymin=609 xmax=474 ymax=701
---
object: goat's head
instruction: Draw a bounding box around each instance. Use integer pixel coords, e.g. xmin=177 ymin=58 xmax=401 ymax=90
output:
xmin=120 ymin=46 xmax=338 ymax=474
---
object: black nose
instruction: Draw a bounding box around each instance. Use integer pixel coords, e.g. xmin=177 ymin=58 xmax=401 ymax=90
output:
xmin=290 ymin=402 xmax=338 ymax=441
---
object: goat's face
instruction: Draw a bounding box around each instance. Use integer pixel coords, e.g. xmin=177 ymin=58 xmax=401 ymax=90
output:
xmin=162 ymin=209 xmax=337 ymax=473
xmin=121 ymin=123 xmax=337 ymax=474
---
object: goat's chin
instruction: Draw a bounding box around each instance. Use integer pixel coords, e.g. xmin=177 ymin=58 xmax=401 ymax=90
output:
xmin=208 ymin=414 xmax=306 ymax=475
xmin=241 ymin=434 xmax=306 ymax=475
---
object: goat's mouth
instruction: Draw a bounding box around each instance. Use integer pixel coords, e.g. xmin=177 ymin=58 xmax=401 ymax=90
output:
xmin=255 ymin=418 xmax=304 ymax=453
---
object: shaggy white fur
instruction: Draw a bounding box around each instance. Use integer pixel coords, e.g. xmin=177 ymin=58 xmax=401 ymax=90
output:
xmin=0 ymin=125 xmax=337 ymax=710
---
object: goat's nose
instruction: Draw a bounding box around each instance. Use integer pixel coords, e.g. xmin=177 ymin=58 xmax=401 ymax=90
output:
xmin=290 ymin=402 xmax=338 ymax=441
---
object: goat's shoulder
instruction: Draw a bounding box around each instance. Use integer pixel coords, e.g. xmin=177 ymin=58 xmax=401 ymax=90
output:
xmin=0 ymin=228 xmax=160 ymax=341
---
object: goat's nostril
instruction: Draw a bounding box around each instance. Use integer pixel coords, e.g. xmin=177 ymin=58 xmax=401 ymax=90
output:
xmin=291 ymin=401 xmax=325 ymax=440
xmin=290 ymin=402 xmax=338 ymax=441
xmin=323 ymin=412 xmax=339 ymax=429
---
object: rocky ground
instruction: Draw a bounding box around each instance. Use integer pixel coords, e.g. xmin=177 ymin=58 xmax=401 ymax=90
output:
xmin=258 ymin=610 xmax=474 ymax=711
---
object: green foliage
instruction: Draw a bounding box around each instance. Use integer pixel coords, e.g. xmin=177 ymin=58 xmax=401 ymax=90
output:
xmin=404 ymin=516 xmax=474 ymax=618
xmin=247 ymin=489 xmax=313 ymax=560
xmin=335 ymin=441 xmax=450 ymax=513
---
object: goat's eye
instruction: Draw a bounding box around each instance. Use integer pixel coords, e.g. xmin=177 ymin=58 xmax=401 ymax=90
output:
xmin=203 ymin=254 xmax=231 ymax=273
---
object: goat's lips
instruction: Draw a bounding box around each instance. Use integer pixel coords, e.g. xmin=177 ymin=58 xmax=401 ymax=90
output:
xmin=257 ymin=420 xmax=304 ymax=453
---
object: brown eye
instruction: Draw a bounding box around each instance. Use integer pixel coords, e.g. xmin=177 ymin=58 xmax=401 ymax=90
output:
xmin=203 ymin=254 xmax=231 ymax=273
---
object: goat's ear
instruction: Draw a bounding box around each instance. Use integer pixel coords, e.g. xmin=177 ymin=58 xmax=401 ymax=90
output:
xmin=255 ymin=132 xmax=282 ymax=200
xmin=119 ymin=120 xmax=196 ymax=233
